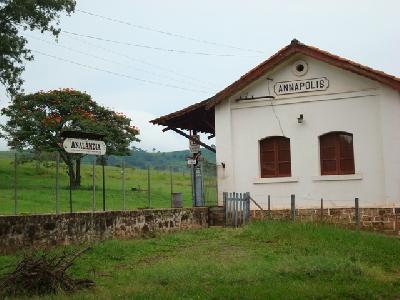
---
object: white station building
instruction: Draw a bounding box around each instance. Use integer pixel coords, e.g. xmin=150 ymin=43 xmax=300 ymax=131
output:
xmin=151 ymin=40 xmax=400 ymax=209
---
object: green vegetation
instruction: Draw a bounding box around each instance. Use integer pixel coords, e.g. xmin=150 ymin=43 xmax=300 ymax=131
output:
xmin=105 ymin=147 xmax=216 ymax=171
xmin=0 ymin=151 xmax=217 ymax=214
xmin=0 ymin=0 xmax=76 ymax=95
xmin=1 ymin=89 xmax=139 ymax=187
xmin=2 ymin=221 xmax=400 ymax=299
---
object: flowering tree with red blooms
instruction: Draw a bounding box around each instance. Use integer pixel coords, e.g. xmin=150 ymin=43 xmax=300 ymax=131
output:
xmin=0 ymin=89 xmax=140 ymax=187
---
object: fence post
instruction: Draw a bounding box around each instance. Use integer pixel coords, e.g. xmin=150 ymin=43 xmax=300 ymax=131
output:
xmin=223 ymin=192 xmax=227 ymax=227
xmin=69 ymin=172 xmax=73 ymax=213
xmin=55 ymin=152 xmax=60 ymax=214
xmin=268 ymin=194 xmax=271 ymax=219
xmin=234 ymin=193 xmax=238 ymax=228
xmin=245 ymin=192 xmax=250 ymax=224
xmin=147 ymin=167 xmax=151 ymax=208
xmin=170 ymin=167 xmax=173 ymax=208
xmin=122 ymin=158 xmax=126 ymax=211
xmin=13 ymin=151 xmax=17 ymax=215
xmin=320 ymin=198 xmax=323 ymax=222
xmin=355 ymin=197 xmax=360 ymax=230
xmin=291 ymin=194 xmax=295 ymax=222
xmin=92 ymin=158 xmax=96 ymax=212
xmin=102 ymin=156 xmax=106 ymax=212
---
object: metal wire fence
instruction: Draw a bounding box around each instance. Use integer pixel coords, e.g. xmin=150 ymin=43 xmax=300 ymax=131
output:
xmin=0 ymin=151 xmax=218 ymax=215
xmin=249 ymin=194 xmax=362 ymax=210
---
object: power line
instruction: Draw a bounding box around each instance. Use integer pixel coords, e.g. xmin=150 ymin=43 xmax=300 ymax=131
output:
xmin=61 ymin=30 xmax=260 ymax=57
xmin=31 ymin=49 xmax=210 ymax=94
xmin=25 ymin=34 xmax=216 ymax=90
xmin=76 ymin=9 xmax=265 ymax=54
xmin=60 ymin=33 xmax=220 ymax=88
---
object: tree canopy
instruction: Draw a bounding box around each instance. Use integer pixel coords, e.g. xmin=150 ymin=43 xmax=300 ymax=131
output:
xmin=0 ymin=0 xmax=76 ymax=95
xmin=1 ymin=88 xmax=140 ymax=186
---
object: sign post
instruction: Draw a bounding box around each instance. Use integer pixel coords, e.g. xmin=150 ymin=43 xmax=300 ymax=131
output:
xmin=69 ymin=174 xmax=73 ymax=213
xmin=189 ymin=134 xmax=204 ymax=207
xmin=92 ymin=158 xmax=96 ymax=212
xmin=62 ymin=138 xmax=106 ymax=156
xmin=61 ymin=132 xmax=106 ymax=213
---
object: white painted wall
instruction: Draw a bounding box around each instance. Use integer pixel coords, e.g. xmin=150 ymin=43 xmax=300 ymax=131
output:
xmin=215 ymin=55 xmax=400 ymax=208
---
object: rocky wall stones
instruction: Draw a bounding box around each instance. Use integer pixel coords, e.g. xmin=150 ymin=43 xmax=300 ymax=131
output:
xmin=222 ymin=206 xmax=398 ymax=235
xmin=0 ymin=208 xmax=208 ymax=254
xmin=250 ymin=207 xmax=399 ymax=235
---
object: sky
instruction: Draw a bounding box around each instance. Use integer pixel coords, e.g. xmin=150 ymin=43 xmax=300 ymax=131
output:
xmin=1 ymin=0 xmax=399 ymax=152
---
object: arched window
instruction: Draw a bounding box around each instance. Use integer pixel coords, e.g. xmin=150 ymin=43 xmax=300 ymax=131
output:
xmin=260 ymin=136 xmax=291 ymax=178
xmin=319 ymin=132 xmax=355 ymax=175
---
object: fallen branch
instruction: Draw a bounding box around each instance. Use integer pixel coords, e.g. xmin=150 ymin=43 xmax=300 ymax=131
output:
xmin=0 ymin=247 xmax=94 ymax=297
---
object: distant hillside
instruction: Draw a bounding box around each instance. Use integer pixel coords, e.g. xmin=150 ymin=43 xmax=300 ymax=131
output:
xmin=106 ymin=147 xmax=216 ymax=171
xmin=0 ymin=147 xmax=216 ymax=172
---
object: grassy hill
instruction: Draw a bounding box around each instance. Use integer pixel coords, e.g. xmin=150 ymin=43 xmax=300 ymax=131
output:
xmin=0 ymin=151 xmax=217 ymax=215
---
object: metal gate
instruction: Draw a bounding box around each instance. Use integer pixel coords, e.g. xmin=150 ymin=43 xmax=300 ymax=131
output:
xmin=223 ymin=192 xmax=250 ymax=227
xmin=202 ymin=160 xmax=218 ymax=206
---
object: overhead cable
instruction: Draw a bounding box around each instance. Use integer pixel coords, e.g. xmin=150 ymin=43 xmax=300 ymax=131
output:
xmin=61 ymin=30 xmax=260 ymax=57
xmin=32 ymin=49 xmax=209 ymax=94
xmin=76 ymin=9 xmax=265 ymax=54
xmin=25 ymin=34 xmax=216 ymax=90
xmin=60 ymin=34 xmax=220 ymax=87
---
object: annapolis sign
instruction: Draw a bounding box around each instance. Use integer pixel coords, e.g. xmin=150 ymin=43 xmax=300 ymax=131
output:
xmin=63 ymin=138 xmax=106 ymax=155
xmin=274 ymin=77 xmax=329 ymax=95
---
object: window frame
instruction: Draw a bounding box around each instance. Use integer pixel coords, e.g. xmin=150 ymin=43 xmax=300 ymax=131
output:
xmin=259 ymin=136 xmax=291 ymax=178
xmin=319 ymin=131 xmax=355 ymax=175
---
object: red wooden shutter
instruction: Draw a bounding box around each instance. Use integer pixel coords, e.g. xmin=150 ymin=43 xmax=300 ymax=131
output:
xmin=320 ymin=132 xmax=354 ymax=175
xmin=338 ymin=133 xmax=355 ymax=174
xmin=277 ymin=137 xmax=291 ymax=177
xmin=260 ymin=138 xmax=276 ymax=177
xmin=260 ymin=137 xmax=291 ymax=178
xmin=320 ymin=133 xmax=337 ymax=175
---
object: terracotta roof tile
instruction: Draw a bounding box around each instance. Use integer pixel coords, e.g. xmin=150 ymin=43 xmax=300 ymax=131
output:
xmin=151 ymin=39 xmax=400 ymax=126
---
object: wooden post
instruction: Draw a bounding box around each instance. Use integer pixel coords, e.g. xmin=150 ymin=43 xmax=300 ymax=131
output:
xmin=355 ymin=197 xmax=360 ymax=230
xmin=320 ymin=198 xmax=323 ymax=222
xmin=246 ymin=192 xmax=251 ymax=224
xmin=13 ymin=151 xmax=17 ymax=215
xmin=69 ymin=171 xmax=73 ymax=214
xmin=55 ymin=152 xmax=60 ymax=214
xmin=102 ymin=156 xmax=105 ymax=212
xmin=170 ymin=167 xmax=173 ymax=208
xmin=234 ymin=193 xmax=238 ymax=228
xmin=122 ymin=158 xmax=125 ymax=211
xmin=92 ymin=158 xmax=96 ymax=212
xmin=268 ymin=194 xmax=271 ymax=219
xmin=147 ymin=167 xmax=151 ymax=208
xmin=291 ymin=194 xmax=295 ymax=222
xmin=223 ymin=192 xmax=227 ymax=227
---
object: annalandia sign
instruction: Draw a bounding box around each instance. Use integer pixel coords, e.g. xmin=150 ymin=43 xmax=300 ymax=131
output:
xmin=63 ymin=138 xmax=106 ymax=155
xmin=274 ymin=77 xmax=329 ymax=95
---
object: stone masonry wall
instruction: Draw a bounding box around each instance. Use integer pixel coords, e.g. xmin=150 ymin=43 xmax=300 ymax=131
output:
xmin=0 ymin=208 xmax=208 ymax=254
xmin=251 ymin=207 xmax=400 ymax=235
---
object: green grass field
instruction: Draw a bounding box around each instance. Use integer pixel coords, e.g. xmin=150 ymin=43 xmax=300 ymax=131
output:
xmin=0 ymin=153 xmax=217 ymax=215
xmin=1 ymin=221 xmax=400 ymax=299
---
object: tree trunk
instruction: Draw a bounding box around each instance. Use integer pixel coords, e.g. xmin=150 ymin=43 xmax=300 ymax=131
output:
xmin=75 ymin=158 xmax=81 ymax=187
xmin=66 ymin=161 xmax=78 ymax=188
xmin=60 ymin=151 xmax=81 ymax=188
